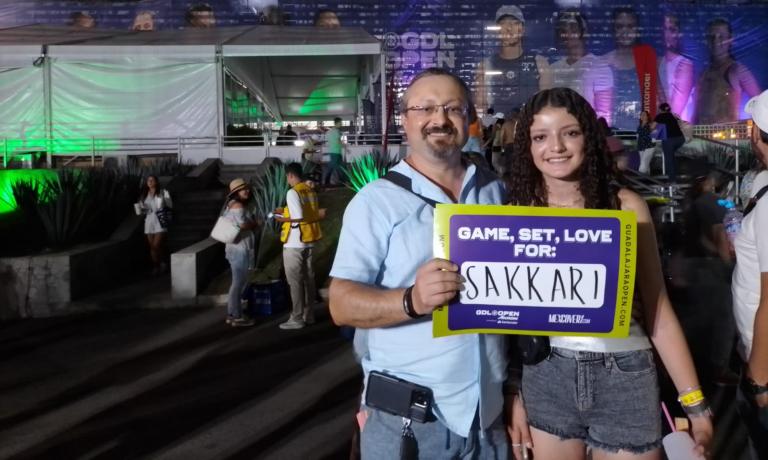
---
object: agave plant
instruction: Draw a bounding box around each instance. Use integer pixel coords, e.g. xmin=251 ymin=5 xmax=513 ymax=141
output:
xmin=35 ymin=169 xmax=95 ymax=248
xmin=341 ymin=150 xmax=395 ymax=192
xmin=250 ymin=162 xmax=290 ymax=269
xmin=7 ymin=168 xmax=141 ymax=252
xmin=9 ymin=179 xmax=46 ymax=253
xmin=252 ymin=161 xmax=289 ymax=230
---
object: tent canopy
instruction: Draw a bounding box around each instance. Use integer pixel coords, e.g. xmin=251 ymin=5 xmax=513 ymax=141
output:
xmin=0 ymin=24 xmax=381 ymax=122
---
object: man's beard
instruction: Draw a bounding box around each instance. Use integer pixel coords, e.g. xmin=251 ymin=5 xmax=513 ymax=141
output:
xmin=422 ymin=126 xmax=461 ymax=160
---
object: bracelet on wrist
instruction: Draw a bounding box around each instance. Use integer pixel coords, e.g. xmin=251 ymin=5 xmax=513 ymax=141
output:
xmin=402 ymin=285 xmax=424 ymax=319
xmin=678 ymin=388 xmax=705 ymax=407
xmin=745 ymin=376 xmax=768 ymax=395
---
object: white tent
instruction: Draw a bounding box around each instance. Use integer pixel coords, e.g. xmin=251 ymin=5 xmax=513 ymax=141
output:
xmin=0 ymin=25 xmax=383 ymax=164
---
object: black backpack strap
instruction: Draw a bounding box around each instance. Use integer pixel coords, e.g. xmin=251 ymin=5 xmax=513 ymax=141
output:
xmin=382 ymin=170 xmax=439 ymax=208
xmin=744 ymin=184 xmax=768 ymax=217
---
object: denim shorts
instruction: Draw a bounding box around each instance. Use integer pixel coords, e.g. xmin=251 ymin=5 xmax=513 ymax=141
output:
xmin=522 ymin=347 xmax=662 ymax=454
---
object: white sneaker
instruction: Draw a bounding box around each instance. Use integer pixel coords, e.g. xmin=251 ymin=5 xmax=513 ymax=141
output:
xmin=279 ymin=319 xmax=306 ymax=330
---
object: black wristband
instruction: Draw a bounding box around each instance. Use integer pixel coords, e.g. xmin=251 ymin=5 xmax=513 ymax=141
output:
xmin=402 ymin=285 xmax=424 ymax=319
xmin=745 ymin=376 xmax=768 ymax=395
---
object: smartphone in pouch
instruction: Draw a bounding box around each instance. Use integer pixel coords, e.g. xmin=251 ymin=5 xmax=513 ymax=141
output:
xmin=365 ymin=371 xmax=433 ymax=423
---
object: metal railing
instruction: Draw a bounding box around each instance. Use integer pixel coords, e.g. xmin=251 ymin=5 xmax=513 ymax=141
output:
xmin=1 ymin=136 xmax=220 ymax=169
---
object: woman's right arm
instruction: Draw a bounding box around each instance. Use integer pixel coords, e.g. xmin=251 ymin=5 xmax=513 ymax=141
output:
xmin=620 ymin=189 xmax=713 ymax=455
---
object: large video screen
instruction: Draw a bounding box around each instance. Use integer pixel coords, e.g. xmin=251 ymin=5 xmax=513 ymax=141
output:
xmin=2 ymin=1 xmax=766 ymax=128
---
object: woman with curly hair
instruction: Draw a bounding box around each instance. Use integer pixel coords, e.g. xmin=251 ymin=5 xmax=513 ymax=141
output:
xmin=504 ymin=88 xmax=713 ymax=460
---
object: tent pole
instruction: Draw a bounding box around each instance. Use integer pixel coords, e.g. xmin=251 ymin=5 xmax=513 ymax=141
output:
xmin=215 ymin=47 xmax=225 ymax=161
xmin=379 ymin=53 xmax=387 ymax=155
xmin=42 ymin=47 xmax=53 ymax=168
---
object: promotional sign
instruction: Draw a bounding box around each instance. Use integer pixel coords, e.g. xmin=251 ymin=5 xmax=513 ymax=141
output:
xmin=432 ymin=204 xmax=637 ymax=338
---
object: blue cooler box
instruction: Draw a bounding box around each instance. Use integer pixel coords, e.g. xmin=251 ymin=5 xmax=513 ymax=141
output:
xmin=244 ymin=280 xmax=288 ymax=316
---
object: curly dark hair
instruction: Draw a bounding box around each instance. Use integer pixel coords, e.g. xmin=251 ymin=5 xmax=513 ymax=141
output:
xmin=505 ymin=87 xmax=621 ymax=210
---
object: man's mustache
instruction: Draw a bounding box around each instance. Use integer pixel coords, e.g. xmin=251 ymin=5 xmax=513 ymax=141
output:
xmin=423 ymin=126 xmax=455 ymax=136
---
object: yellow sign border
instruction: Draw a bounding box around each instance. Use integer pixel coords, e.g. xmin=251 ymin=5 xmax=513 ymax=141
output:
xmin=432 ymin=204 xmax=637 ymax=338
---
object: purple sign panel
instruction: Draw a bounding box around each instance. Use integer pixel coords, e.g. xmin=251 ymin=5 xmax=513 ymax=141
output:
xmin=432 ymin=204 xmax=636 ymax=338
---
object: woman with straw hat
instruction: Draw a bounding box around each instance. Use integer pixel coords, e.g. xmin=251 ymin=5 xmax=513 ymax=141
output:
xmin=223 ymin=178 xmax=260 ymax=327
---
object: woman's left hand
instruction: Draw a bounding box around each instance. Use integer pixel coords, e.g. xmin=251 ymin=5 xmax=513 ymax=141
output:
xmin=690 ymin=415 xmax=714 ymax=459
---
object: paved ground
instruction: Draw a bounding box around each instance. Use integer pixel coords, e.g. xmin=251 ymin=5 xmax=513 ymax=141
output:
xmin=0 ymin=273 xmax=756 ymax=460
xmin=0 ymin=303 xmax=361 ymax=460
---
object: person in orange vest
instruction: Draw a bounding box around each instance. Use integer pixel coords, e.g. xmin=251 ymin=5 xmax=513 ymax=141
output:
xmin=274 ymin=162 xmax=325 ymax=330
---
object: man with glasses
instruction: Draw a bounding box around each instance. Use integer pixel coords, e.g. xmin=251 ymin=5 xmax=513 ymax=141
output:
xmin=329 ymin=68 xmax=510 ymax=458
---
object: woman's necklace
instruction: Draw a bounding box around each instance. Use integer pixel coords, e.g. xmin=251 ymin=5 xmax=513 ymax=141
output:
xmin=548 ymin=197 xmax=583 ymax=208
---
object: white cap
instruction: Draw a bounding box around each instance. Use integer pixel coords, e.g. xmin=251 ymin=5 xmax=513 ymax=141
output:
xmin=496 ymin=5 xmax=525 ymax=23
xmin=494 ymin=112 xmax=506 ymax=120
xmin=746 ymin=89 xmax=768 ymax=133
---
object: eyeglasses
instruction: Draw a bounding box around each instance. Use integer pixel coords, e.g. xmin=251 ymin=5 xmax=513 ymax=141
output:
xmin=404 ymin=104 xmax=468 ymax=118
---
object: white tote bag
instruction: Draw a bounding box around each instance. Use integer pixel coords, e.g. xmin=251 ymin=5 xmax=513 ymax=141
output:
xmin=210 ymin=215 xmax=240 ymax=244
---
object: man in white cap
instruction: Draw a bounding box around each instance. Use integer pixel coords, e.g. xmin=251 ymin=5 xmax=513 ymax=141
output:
xmin=474 ymin=5 xmax=550 ymax=116
xmin=732 ymin=89 xmax=768 ymax=459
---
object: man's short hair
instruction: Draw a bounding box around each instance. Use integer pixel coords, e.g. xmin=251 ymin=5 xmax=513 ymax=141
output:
xmin=659 ymin=103 xmax=671 ymax=112
xmin=313 ymin=9 xmax=338 ymax=26
xmin=556 ymin=10 xmax=587 ymax=40
xmin=612 ymin=6 xmax=637 ymax=22
xmin=333 ymin=117 xmax=342 ymax=125
xmin=185 ymin=3 xmax=213 ymax=24
xmin=399 ymin=68 xmax=473 ymax=115
xmin=707 ymin=17 xmax=731 ymax=36
xmin=285 ymin=162 xmax=304 ymax=180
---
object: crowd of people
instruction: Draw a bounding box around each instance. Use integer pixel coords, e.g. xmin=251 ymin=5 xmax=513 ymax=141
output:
xmin=68 ymin=3 xmax=341 ymax=32
xmin=327 ymin=67 xmax=768 ymax=460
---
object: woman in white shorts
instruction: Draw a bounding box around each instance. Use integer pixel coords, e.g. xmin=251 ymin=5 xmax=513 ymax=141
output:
xmin=138 ymin=175 xmax=172 ymax=274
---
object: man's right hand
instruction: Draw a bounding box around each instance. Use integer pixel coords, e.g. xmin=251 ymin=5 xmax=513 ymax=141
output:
xmin=411 ymin=258 xmax=463 ymax=316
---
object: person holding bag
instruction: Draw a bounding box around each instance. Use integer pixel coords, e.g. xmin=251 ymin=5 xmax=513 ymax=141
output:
xmin=137 ymin=175 xmax=172 ymax=275
xmin=222 ymin=178 xmax=260 ymax=327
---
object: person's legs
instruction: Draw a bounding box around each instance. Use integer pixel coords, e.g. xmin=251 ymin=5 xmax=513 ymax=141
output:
xmin=147 ymin=233 xmax=166 ymax=272
xmin=639 ymin=147 xmax=656 ymax=174
xmin=360 ymin=406 xmax=508 ymax=460
xmin=592 ymin=448 xmax=660 ymax=460
xmin=585 ymin=350 xmax=662 ymax=459
xmin=529 ymin=428 xmax=587 ymax=460
xmin=323 ymin=153 xmax=342 ymax=186
xmin=302 ymin=247 xmax=317 ymax=324
xmin=282 ymin=247 xmax=306 ymax=325
xmin=146 ymin=234 xmax=157 ymax=266
xmin=661 ymin=139 xmax=676 ymax=181
xmin=226 ymin=251 xmax=249 ymax=319
xmin=155 ymin=232 xmax=167 ymax=271
xmin=522 ymin=350 xmax=589 ymax=460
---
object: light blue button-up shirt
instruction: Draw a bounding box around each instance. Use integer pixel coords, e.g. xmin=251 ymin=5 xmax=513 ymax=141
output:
xmin=330 ymin=160 xmax=508 ymax=437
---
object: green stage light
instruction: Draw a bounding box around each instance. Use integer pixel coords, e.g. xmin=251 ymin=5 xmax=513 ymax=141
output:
xmin=0 ymin=169 xmax=57 ymax=214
